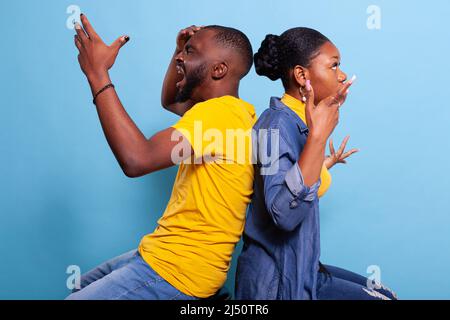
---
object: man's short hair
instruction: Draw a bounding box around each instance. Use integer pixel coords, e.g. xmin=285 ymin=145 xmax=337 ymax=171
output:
xmin=204 ymin=25 xmax=253 ymax=78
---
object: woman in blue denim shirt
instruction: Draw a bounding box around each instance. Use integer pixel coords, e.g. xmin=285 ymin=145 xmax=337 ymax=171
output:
xmin=235 ymin=28 xmax=397 ymax=300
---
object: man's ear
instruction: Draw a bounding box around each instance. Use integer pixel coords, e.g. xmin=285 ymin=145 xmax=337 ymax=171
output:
xmin=211 ymin=62 xmax=228 ymax=80
xmin=293 ymin=65 xmax=309 ymax=87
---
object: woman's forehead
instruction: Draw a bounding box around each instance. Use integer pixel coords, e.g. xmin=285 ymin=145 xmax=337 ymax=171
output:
xmin=311 ymin=42 xmax=340 ymax=64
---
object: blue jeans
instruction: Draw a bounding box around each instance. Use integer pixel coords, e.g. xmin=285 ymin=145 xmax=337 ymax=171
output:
xmin=317 ymin=264 xmax=398 ymax=300
xmin=65 ymin=249 xmax=198 ymax=300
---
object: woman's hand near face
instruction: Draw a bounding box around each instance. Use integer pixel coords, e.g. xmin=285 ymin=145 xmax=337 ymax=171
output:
xmin=297 ymin=77 xmax=355 ymax=187
xmin=304 ymin=78 xmax=354 ymax=144
xmin=324 ymin=136 xmax=359 ymax=170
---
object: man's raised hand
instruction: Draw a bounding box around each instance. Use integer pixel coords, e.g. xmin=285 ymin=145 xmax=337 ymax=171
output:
xmin=74 ymin=14 xmax=129 ymax=80
xmin=176 ymin=25 xmax=203 ymax=53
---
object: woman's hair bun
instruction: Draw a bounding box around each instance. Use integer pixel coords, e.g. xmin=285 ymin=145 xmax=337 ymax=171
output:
xmin=254 ymin=34 xmax=281 ymax=81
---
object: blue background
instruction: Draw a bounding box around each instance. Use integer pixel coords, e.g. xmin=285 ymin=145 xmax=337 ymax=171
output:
xmin=1 ymin=0 xmax=449 ymax=299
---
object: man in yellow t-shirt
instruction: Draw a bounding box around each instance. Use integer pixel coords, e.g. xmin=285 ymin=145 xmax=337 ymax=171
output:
xmin=67 ymin=16 xmax=255 ymax=300
xmin=140 ymin=95 xmax=256 ymax=298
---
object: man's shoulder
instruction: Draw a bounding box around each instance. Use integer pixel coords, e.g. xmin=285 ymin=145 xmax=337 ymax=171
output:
xmin=187 ymin=95 xmax=255 ymax=120
xmin=192 ymin=95 xmax=252 ymax=108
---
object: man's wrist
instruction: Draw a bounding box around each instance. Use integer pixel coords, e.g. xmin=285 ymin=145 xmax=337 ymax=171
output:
xmin=87 ymin=71 xmax=112 ymax=96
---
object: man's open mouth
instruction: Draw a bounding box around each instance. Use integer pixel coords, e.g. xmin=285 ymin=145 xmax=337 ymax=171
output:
xmin=176 ymin=65 xmax=186 ymax=89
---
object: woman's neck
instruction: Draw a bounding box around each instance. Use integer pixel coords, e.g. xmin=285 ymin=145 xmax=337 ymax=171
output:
xmin=285 ymin=88 xmax=303 ymax=102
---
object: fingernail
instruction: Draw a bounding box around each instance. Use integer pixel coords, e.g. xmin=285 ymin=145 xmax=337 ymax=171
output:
xmin=124 ymin=36 xmax=130 ymax=42
xmin=306 ymin=80 xmax=311 ymax=91
xmin=80 ymin=13 xmax=84 ymax=17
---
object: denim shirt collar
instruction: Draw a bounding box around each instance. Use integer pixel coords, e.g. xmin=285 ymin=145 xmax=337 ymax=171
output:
xmin=269 ymin=97 xmax=309 ymax=134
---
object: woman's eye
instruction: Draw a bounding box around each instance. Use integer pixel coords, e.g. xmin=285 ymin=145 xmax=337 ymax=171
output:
xmin=331 ymin=63 xmax=339 ymax=70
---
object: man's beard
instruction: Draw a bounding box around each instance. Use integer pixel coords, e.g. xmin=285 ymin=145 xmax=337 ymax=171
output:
xmin=175 ymin=63 xmax=208 ymax=103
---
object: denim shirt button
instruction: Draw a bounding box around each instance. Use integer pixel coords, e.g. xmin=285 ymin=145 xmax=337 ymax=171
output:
xmin=290 ymin=200 xmax=298 ymax=209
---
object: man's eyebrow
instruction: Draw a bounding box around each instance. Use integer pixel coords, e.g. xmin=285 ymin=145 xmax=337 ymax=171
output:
xmin=185 ymin=43 xmax=196 ymax=51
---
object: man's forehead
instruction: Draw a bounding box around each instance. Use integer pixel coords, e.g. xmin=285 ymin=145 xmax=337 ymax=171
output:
xmin=187 ymin=29 xmax=216 ymax=48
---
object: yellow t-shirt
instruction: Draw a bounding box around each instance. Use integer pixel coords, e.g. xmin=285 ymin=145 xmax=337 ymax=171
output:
xmin=281 ymin=93 xmax=332 ymax=197
xmin=138 ymin=95 xmax=256 ymax=298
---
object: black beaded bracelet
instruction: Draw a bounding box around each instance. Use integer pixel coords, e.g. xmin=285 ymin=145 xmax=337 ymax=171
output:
xmin=93 ymin=83 xmax=115 ymax=105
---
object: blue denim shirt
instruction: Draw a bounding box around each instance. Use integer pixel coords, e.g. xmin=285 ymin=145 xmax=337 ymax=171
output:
xmin=235 ymin=97 xmax=322 ymax=300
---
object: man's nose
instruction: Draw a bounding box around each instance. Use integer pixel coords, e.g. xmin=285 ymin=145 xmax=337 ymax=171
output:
xmin=175 ymin=51 xmax=184 ymax=63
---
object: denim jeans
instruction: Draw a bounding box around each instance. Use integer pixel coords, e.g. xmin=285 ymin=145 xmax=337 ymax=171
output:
xmin=65 ymin=249 xmax=198 ymax=300
xmin=317 ymin=264 xmax=398 ymax=300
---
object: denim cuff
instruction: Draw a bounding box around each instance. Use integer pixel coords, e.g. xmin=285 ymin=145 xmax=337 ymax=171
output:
xmin=285 ymin=162 xmax=321 ymax=202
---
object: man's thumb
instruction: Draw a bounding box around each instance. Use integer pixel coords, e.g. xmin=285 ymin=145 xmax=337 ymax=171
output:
xmin=112 ymin=35 xmax=130 ymax=51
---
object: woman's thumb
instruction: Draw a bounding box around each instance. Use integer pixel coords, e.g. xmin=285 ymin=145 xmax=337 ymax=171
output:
xmin=304 ymin=80 xmax=315 ymax=126
xmin=305 ymin=80 xmax=315 ymax=110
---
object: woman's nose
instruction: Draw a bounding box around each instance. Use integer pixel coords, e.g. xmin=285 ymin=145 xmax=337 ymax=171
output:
xmin=339 ymin=71 xmax=348 ymax=83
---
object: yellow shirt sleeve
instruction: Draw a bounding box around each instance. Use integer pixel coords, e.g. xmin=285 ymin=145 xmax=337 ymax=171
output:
xmin=171 ymin=96 xmax=254 ymax=165
xmin=172 ymin=100 xmax=224 ymax=159
xmin=172 ymin=102 xmax=205 ymax=158
xmin=318 ymin=164 xmax=332 ymax=197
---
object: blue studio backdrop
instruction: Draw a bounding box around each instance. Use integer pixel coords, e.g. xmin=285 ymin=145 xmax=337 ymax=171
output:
xmin=1 ymin=0 xmax=449 ymax=299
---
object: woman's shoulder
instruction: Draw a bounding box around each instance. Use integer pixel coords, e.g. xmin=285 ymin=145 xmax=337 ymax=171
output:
xmin=255 ymin=99 xmax=307 ymax=139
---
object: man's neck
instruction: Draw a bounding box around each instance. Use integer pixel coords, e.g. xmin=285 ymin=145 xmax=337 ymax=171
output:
xmin=197 ymin=84 xmax=239 ymax=102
